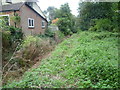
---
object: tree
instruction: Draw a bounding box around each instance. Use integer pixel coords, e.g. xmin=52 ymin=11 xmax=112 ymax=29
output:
xmin=46 ymin=6 xmax=57 ymax=21
xmin=77 ymin=2 xmax=118 ymax=31
xmin=60 ymin=3 xmax=72 ymax=17
xmin=56 ymin=3 xmax=77 ymax=35
xmin=44 ymin=3 xmax=78 ymax=35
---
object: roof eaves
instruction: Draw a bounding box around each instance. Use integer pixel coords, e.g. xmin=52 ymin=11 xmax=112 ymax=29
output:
xmin=25 ymin=3 xmax=48 ymax=22
xmin=0 ymin=10 xmax=19 ymax=12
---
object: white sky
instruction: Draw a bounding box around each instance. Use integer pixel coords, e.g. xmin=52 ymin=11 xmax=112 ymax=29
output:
xmin=37 ymin=0 xmax=80 ymax=16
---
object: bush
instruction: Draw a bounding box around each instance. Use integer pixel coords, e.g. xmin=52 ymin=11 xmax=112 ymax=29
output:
xmin=53 ymin=30 xmax=65 ymax=43
xmin=44 ymin=26 xmax=65 ymax=44
xmin=2 ymin=34 xmax=55 ymax=85
xmin=45 ymin=28 xmax=55 ymax=37
xmin=89 ymin=19 xmax=113 ymax=32
xmin=2 ymin=26 xmax=23 ymax=49
xmin=18 ymin=36 xmax=53 ymax=61
xmin=2 ymin=25 xmax=23 ymax=85
xmin=14 ymin=36 xmax=53 ymax=70
xmin=56 ymin=30 xmax=65 ymax=40
xmin=57 ymin=18 xmax=72 ymax=36
xmin=2 ymin=30 xmax=11 ymax=48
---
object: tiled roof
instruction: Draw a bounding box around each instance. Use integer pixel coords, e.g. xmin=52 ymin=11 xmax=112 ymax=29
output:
xmin=0 ymin=2 xmax=24 ymax=12
xmin=0 ymin=2 xmax=48 ymax=22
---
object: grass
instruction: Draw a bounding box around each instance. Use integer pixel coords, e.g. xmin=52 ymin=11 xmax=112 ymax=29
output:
xmin=4 ymin=31 xmax=118 ymax=88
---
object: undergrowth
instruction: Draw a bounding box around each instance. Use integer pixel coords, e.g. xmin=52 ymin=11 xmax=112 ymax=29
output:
xmin=4 ymin=31 xmax=118 ymax=88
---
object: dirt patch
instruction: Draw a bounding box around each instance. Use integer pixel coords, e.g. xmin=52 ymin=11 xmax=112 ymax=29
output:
xmin=28 ymin=52 xmax=52 ymax=71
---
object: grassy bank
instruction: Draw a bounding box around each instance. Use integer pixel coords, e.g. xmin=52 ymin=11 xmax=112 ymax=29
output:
xmin=4 ymin=31 xmax=118 ymax=88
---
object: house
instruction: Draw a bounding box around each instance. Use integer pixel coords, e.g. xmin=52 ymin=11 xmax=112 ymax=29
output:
xmin=0 ymin=0 xmax=48 ymax=36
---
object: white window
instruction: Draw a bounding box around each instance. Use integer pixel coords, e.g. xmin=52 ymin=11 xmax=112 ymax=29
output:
xmin=42 ymin=20 xmax=45 ymax=28
xmin=0 ymin=14 xmax=10 ymax=26
xmin=28 ymin=18 xmax=34 ymax=28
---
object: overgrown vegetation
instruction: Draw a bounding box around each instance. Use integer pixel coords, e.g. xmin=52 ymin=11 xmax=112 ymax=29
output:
xmin=44 ymin=27 xmax=65 ymax=43
xmin=4 ymin=31 xmax=118 ymax=88
xmin=1 ymin=15 xmax=23 ymax=85
xmin=44 ymin=3 xmax=77 ymax=36
xmin=78 ymin=2 xmax=118 ymax=32
xmin=44 ymin=2 xmax=118 ymax=37
xmin=2 ymin=34 xmax=56 ymax=85
xmin=2 ymin=1 xmax=119 ymax=88
xmin=1 ymin=15 xmax=58 ymax=85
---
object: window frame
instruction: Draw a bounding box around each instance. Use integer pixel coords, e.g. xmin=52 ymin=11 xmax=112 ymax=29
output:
xmin=0 ymin=14 xmax=10 ymax=26
xmin=42 ymin=20 xmax=45 ymax=28
xmin=28 ymin=18 xmax=34 ymax=28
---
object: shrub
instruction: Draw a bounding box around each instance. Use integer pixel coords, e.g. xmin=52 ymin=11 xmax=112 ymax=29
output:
xmin=53 ymin=30 xmax=65 ymax=43
xmin=44 ymin=26 xmax=65 ymax=44
xmin=2 ymin=26 xmax=23 ymax=49
xmin=2 ymin=26 xmax=23 ymax=85
xmin=57 ymin=18 xmax=72 ymax=36
xmin=13 ymin=36 xmax=54 ymax=68
xmin=18 ymin=36 xmax=53 ymax=61
xmin=45 ymin=27 xmax=55 ymax=37
xmin=2 ymin=30 xmax=11 ymax=48
xmin=89 ymin=19 xmax=113 ymax=32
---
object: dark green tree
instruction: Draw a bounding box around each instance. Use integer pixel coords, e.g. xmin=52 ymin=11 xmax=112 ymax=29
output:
xmin=57 ymin=3 xmax=77 ymax=35
xmin=77 ymin=2 xmax=118 ymax=31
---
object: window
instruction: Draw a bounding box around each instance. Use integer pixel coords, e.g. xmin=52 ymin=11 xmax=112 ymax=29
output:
xmin=28 ymin=18 xmax=34 ymax=28
xmin=42 ymin=20 xmax=45 ymax=28
xmin=0 ymin=15 xmax=10 ymax=26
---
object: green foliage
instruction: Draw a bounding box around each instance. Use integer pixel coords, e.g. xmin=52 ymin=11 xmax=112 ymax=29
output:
xmin=0 ymin=16 xmax=9 ymax=26
xmin=11 ymin=13 xmax=21 ymax=25
xmin=55 ymin=30 xmax=65 ymax=40
xmin=44 ymin=27 xmax=65 ymax=43
xmin=1 ymin=14 xmax=23 ymax=45
xmin=4 ymin=31 xmax=118 ymax=88
xmin=22 ymin=36 xmax=39 ymax=47
xmin=8 ymin=26 xmax=23 ymax=42
xmin=2 ymin=26 xmax=23 ymax=49
xmin=59 ymin=3 xmax=72 ymax=17
xmin=20 ymin=36 xmax=53 ymax=61
xmin=56 ymin=3 xmax=73 ymax=36
xmin=45 ymin=28 xmax=55 ymax=37
xmin=2 ymin=15 xmax=23 ymax=85
xmin=45 ymin=6 xmax=57 ymax=21
xmin=78 ymin=2 xmax=118 ymax=31
xmin=2 ymin=30 xmax=11 ymax=48
xmin=46 ymin=3 xmax=77 ymax=36
xmin=57 ymin=18 xmax=72 ymax=36
xmin=52 ymin=3 xmax=72 ymax=19
xmin=57 ymin=3 xmax=77 ymax=35
xmin=89 ymin=19 xmax=112 ymax=31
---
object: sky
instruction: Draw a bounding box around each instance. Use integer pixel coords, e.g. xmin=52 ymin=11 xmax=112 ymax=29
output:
xmin=37 ymin=0 xmax=80 ymax=16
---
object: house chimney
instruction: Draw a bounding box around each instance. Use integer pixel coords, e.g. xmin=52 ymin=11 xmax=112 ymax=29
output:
xmin=6 ymin=0 xmax=12 ymax=3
